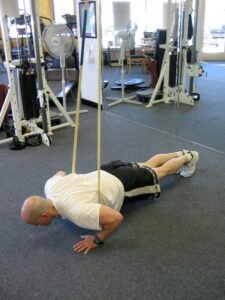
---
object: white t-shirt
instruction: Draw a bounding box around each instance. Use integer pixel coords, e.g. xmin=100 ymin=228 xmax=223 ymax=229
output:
xmin=44 ymin=171 xmax=124 ymax=230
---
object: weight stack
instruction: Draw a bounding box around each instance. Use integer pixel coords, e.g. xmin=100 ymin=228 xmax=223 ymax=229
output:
xmin=19 ymin=72 xmax=40 ymax=120
xmin=154 ymin=29 xmax=167 ymax=89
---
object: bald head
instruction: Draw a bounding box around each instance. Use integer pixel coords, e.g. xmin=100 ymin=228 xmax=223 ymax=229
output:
xmin=21 ymin=196 xmax=52 ymax=225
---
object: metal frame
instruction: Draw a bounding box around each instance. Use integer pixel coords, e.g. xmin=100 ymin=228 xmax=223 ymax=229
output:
xmin=0 ymin=0 xmax=33 ymax=145
xmin=146 ymin=0 xmax=202 ymax=108
xmin=0 ymin=0 xmax=88 ymax=147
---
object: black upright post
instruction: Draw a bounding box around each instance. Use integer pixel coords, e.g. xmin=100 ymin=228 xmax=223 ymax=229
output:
xmin=30 ymin=0 xmax=48 ymax=133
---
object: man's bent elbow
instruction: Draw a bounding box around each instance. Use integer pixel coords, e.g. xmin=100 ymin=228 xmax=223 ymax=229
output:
xmin=99 ymin=205 xmax=124 ymax=228
xmin=110 ymin=211 xmax=124 ymax=228
xmin=116 ymin=212 xmax=124 ymax=225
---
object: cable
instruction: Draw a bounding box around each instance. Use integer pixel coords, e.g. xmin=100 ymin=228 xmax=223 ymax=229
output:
xmin=71 ymin=0 xmax=103 ymax=201
xmin=71 ymin=0 xmax=89 ymax=174
xmin=97 ymin=0 xmax=102 ymax=199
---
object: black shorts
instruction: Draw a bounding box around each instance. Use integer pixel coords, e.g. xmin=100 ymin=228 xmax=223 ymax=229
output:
xmin=101 ymin=160 xmax=160 ymax=199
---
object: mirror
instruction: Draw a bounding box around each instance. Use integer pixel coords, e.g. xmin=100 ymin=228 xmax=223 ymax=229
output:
xmin=101 ymin=0 xmax=225 ymax=154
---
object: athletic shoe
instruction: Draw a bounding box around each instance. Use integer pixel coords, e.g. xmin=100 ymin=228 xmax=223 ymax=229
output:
xmin=176 ymin=149 xmax=189 ymax=173
xmin=176 ymin=149 xmax=189 ymax=157
xmin=180 ymin=151 xmax=199 ymax=178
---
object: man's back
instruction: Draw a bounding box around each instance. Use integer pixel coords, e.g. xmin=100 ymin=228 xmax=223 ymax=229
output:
xmin=44 ymin=171 xmax=124 ymax=230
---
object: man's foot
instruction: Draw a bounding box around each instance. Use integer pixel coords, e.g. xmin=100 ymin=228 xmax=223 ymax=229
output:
xmin=176 ymin=149 xmax=189 ymax=158
xmin=176 ymin=150 xmax=189 ymax=173
xmin=180 ymin=151 xmax=199 ymax=178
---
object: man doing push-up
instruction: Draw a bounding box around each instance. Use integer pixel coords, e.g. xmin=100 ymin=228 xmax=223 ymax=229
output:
xmin=21 ymin=150 xmax=199 ymax=254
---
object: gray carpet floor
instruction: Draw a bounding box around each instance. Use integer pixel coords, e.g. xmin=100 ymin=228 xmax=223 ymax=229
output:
xmin=103 ymin=62 xmax=225 ymax=154
xmin=1 ymin=61 xmax=225 ymax=299
xmin=1 ymin=107 xmax=225 ymax=300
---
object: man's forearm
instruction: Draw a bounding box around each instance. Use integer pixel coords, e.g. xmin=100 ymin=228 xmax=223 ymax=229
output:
xmin=73 ymin=207 xmax=123 ymax=254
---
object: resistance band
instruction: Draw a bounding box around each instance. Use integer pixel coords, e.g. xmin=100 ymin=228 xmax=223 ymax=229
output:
xmin=72 ymin=0 xmax=103 ymax=200
xmin=72 ymin=0 xmax=89 ymax=174
xmin=97 ymin=0 xmax=102 ymax=199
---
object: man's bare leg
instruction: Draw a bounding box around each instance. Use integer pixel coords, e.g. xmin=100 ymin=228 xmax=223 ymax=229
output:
xmin=138 ymin=152 xmax=183 ymax=168
xmin=138 ymin=152 xmax=193 ymax=181
xmin=151 ymin=156 xmax=190 ymax=180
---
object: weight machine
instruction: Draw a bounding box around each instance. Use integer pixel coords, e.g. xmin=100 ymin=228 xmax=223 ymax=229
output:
xmin=142 ymin=0 xmax=203 ymax=108
xmin=0 ymin=0 xmax=86 ymax=149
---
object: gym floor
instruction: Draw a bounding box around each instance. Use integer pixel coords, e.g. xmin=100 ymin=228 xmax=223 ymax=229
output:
xmin=0 ymin=62 xmax=225 ymax=299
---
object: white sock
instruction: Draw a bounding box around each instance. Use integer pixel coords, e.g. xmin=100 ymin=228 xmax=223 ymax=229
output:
xmin=176 ymin=150 xmax=185 ymax=158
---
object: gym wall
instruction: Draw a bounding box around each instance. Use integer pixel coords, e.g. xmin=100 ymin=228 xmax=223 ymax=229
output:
xmin=37 ymin=0 xmax=53 ymax=21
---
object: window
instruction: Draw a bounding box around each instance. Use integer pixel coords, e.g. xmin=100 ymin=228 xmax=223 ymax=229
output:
xmin=112 ymin=1 xmax=131 ymax=31
xmin=101 ymin=0 xmax=168 ymax=48
xmin=8 ymin=0 xmax=31 ymax=38
xmin=203 ymin=0 xmax=225 ymax=53
xmin=52 ymin=0 xmax=75 ymax=24
xmin=102 ymin=0 xmax=147 ymax=48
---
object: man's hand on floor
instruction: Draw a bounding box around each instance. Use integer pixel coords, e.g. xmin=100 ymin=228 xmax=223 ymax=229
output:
xmin=73 ymin=235 xmax=98 ymax=254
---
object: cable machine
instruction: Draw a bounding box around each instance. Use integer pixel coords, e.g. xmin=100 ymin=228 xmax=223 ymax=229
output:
xmin=0 ymin=0 xmax=87 ymax=149
xmin=0 ymin=0 xmax=36 ymax=149
xmin=143 ymin=0 xmax=203 ymax=108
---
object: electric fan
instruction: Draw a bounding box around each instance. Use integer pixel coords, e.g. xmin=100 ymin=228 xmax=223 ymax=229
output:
xmin=42 ymin=23 xmax=75 ymax=110
xmin=107 ymin=24 xmax=142 ymax=107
